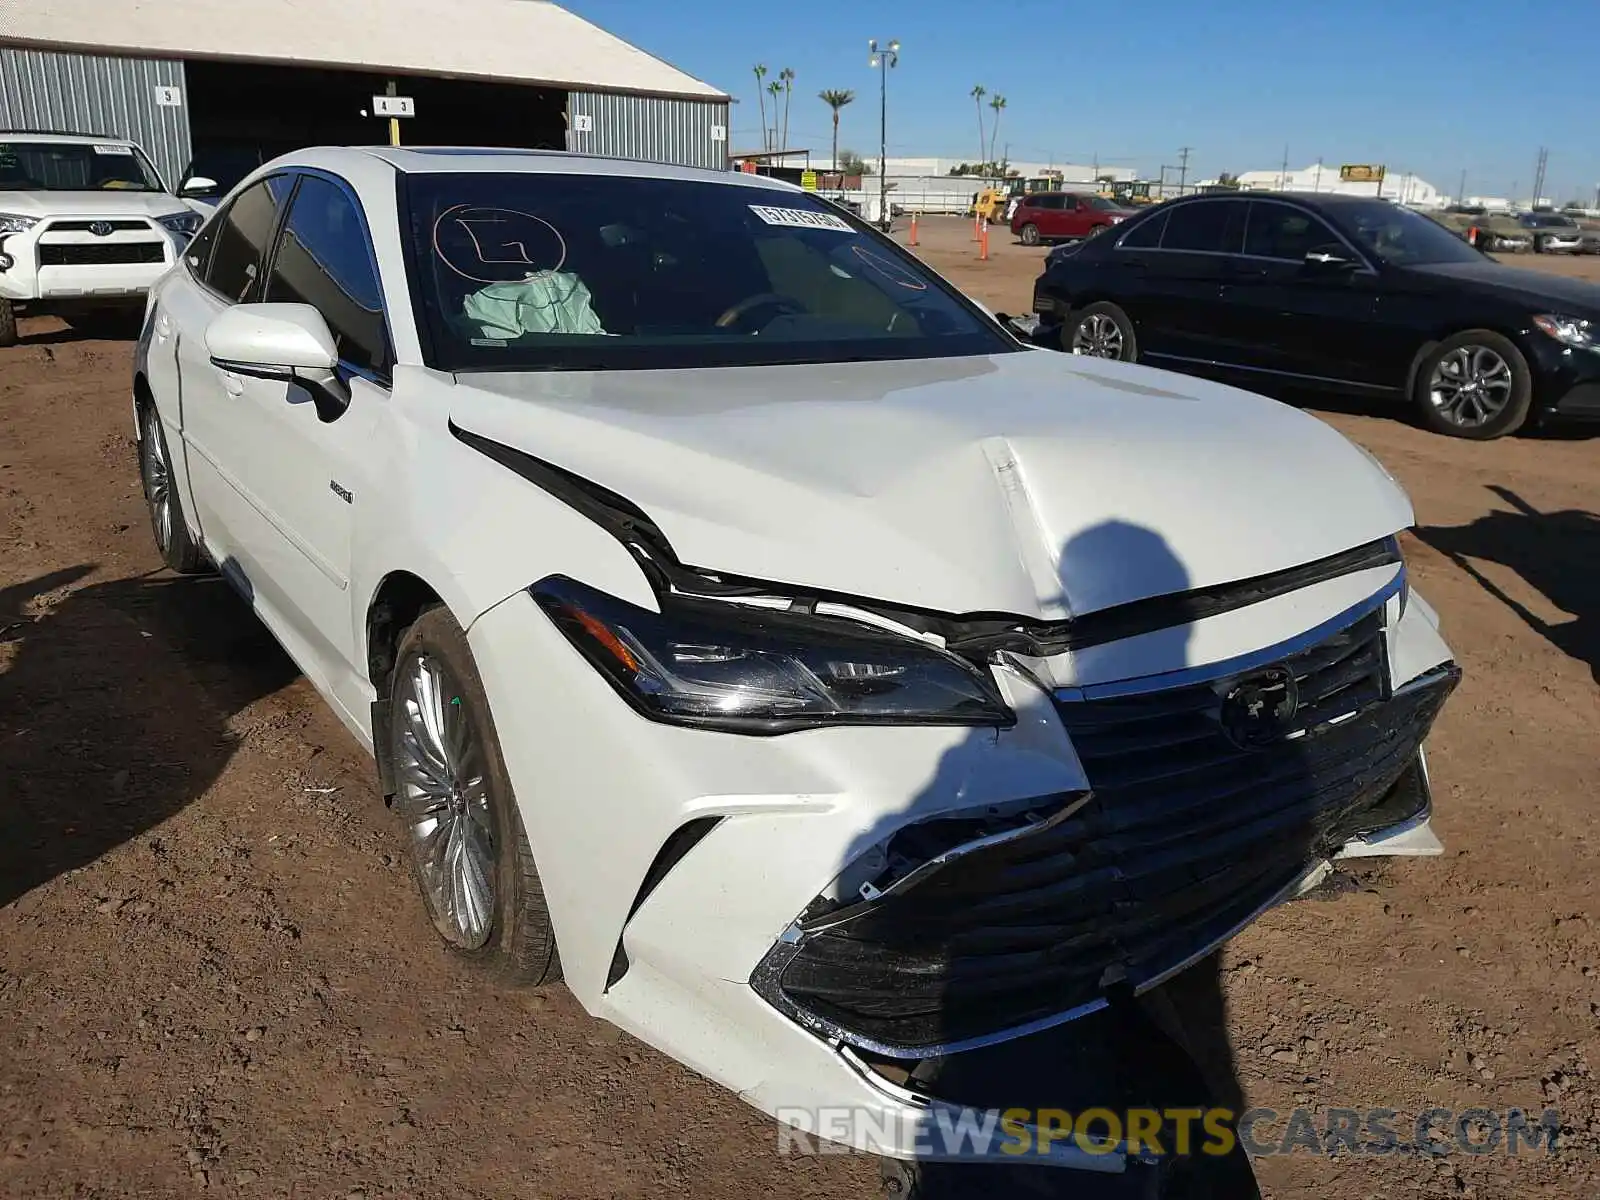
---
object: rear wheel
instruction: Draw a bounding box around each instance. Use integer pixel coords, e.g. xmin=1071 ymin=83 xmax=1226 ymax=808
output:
xmin=139 ymin=402 xmax=206 ymax=573
xmin=1412 ymin=330 xmax=1533 ymax=439
xmin=388 ymin=607 xmax=561 ymax=985
xmin=1065 ymin=301 xmax=1139 ymax=362
xmin=0 ymin=297 xmax=16 ymax=348
xmin=1018 ymin=223 xmax=1040 ymax=246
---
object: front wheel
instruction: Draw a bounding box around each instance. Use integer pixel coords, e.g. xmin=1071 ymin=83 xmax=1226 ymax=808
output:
xmin=388 ymin=607 xmax=561 ymax=985
xmin=1412 ymin=330 xmax=1533 ymax=439
xmin=1018 ymin=223 xmax=1040 ymax=246
xmin=0 ymin=297 xmax=16 ymax=348
xmin=1064 ymin=301 xmax=1139 ymax=361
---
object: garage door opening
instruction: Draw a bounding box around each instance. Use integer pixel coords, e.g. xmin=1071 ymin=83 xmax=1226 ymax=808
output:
xmin=180 ymin=59 xmax=569 ymax=194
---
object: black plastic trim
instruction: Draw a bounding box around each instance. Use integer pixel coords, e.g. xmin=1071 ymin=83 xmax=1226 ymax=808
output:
xmin=605 ymin=816 xmax=724 ymax=989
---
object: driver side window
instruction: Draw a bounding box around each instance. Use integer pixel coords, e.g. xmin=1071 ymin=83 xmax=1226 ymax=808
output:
xmin=202 ymin=175 xmax=292 ymax=303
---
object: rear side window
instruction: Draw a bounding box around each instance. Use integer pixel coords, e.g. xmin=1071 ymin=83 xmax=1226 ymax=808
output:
xmin=1031 ymin=194 xmax=1063 ymax=210
xmin=1161 ymin=201 xmax=1244 ymax=253
xmin=1244 ymin=202 xmax=1341 ymax=260
xmin=205 ymin=175 xmax=291 ymax=302
xmin=1118 ymin=210 xmax=1168 ymax=249
xmin=265 ymin=174 xmax=389 ymax=376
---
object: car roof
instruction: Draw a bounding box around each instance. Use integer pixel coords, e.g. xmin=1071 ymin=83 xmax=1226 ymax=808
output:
xmin=267 ymin=145 xmax=804 ymax=194
xmin=0 ymin=130 xmax=133 ymax=145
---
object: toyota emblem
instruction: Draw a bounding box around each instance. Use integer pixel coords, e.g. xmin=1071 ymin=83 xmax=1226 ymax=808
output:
xmin=88 ymin=221 xmax=114 ymax=237
xmin=1219 ymin=666 xmax=1301 ymax=751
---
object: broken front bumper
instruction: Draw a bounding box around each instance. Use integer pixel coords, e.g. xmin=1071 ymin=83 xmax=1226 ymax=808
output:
xmin=468 ymin=566 xmax=1456 ymax=1165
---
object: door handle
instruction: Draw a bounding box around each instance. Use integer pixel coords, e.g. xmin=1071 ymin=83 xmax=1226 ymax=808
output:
xmin=218 ymin=369 xmax=245 ymax=397
xmin=154 ymin=312 xmax=173 ymax=343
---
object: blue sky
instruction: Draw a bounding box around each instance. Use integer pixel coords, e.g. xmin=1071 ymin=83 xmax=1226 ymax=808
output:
xmin=570 ymin=0 xmax=1598 ymax=202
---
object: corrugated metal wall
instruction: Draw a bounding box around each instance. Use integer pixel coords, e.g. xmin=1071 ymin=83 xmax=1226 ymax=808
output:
xmin=566 ymin=91 xmax=729 ymax=172
xmin=0 ymin=47 xmax=191 ymax=189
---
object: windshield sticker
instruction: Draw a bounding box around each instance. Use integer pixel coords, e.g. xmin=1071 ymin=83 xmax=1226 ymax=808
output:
xmin=748 ymin=205 xmax=853 ymax=233
xmin=432 ymin=204 xmax=568 ymax=284
xmin=92 ymin=143 xmax=134 ymax=156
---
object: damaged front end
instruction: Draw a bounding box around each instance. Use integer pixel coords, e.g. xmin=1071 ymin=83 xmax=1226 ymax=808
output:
xmin=753 ymin=604 xmax=1459 ymax=1060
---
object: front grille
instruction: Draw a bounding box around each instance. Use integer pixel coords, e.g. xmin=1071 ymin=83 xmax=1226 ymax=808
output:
xmin=758 ymin=608 xmax=1460 ymax=1054
xmin=45 ymin=219 xmax=149 ymax=233
xmin=38 ymin=242 xmax=165 ymax=266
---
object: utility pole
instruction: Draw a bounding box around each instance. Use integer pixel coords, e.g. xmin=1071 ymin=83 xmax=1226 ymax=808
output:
xmin=1313 ymin=157 xmax=1323 ymax=192
xmin=386 ymin=79 xmax=401 ymax=147
xmin=1277 ymin=144 xmax=1288 ymax=191
xmin=1531 ymin=146 xmax=1549 ymax=208
xmin=868 ymin=38 xmax=899 ymax=229
xmin=1177 ymin=146 xmax=1191 ymax=194
xmin=1457 ymin=168 xmax=1466 ymax=205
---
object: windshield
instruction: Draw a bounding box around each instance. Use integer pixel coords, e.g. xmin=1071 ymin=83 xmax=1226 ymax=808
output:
xmin=1334 ymin=201 xmax=1485 ymax=265
xmin=1521 ymin=213 xmax=1577 ymax=228
xmin=1085 ymin=196 xmax=1125 ymax=211
xmin=0 ymin=141 xmax=164 ymax=192
xmin=403 ymin=172 xmax=1014 ymax=372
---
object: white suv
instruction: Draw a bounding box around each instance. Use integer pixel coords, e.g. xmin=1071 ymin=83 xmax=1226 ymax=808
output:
xmin=0 ymin=131 xmax=211 ymax=344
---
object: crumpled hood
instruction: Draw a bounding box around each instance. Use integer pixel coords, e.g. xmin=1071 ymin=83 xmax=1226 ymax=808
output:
xmin=449 ymin=351 xmax=1413 ymax=619
xmin=0 ymin=189 xmax=191 ymax=222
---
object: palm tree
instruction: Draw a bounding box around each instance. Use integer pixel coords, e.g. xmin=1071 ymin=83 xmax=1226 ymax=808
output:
xmin=988 ymin=94 xmax=1007 ymax=168
xmin=818 ymin=89 xmax=855 ymax=173
xmin=767 ymin=80 xmax=784 ymax=152
xmin=753 ymin=64 xmax=769 ymax=152
xmin=779 ymin=67 xmax=795 ymax=153
xmin=970 ymin=85 xmax=987 ymax=175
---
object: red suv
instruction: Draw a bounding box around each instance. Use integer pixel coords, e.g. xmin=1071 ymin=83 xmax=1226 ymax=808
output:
xmin=1011 ymin=192 xmax=1135 ymax=246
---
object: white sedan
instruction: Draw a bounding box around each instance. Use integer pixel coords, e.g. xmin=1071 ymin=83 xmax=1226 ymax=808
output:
xmin=134 ymin=147 xmax=1459 ymax=1172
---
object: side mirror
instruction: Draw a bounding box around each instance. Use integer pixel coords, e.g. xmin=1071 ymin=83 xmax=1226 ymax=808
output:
xmin=179 ymin=176 xmax=219 ymax=198
xmin=1304 ymin=243 xmax=1358 ymax=272
xmin=206 ymin=303 xmax=349 ymax=418
xmin=206 ymin=303 xmax=338 ymax=377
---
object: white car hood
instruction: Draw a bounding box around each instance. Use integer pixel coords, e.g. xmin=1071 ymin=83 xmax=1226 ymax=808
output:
xmin=0 ymin=189 xmax=191 ymax=221
xmin=449 ymin=351 xmax=1413 ymax=619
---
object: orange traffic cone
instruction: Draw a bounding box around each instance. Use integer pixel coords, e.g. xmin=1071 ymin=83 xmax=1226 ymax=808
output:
xmin=979 ymin=222 xmax=990 ymax=261
xmin=908 ymin=212 xmax=919 ymax=247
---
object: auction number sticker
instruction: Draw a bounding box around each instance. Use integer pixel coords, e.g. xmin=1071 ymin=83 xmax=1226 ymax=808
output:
xmin=748 ymin=205 xmax=852 ymax=233
xmin=93 ymin=143 xmax=134 ymax=156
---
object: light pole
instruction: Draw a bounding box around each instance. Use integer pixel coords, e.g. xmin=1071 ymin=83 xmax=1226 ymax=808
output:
xmin=868 ymin=38 xmax=898 ymax=229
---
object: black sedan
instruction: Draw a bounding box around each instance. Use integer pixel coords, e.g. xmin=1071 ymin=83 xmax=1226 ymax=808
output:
xmin=1029 ymin=192 xmax=1600 ymax=439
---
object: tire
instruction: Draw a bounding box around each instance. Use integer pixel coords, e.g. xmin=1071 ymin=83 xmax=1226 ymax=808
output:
xmin=387 ymin=606 xmax=561 ymax=986
xmin=0 ymin=297 xmax=16 ymax=348
xmin=1412 ymin=329 xmax=1533 ymax=440
xmin=1063 ymin=300 xmax=1139 ymax=362
xmin=1019 ymin=223 xmax=1040 ymax=247
xmin=138 ymin=401 xmax=207 ymax=573
xmin=1533 ymin=236 xmax=1547 ymax=254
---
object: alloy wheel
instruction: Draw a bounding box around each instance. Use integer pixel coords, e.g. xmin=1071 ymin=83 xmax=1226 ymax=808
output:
xmin=140 ymin=409 xmax=172 ymax=553
xmin=1071 ymin=313 xmax=1126 ymax=359
xmin=395 ymin=652 xmax=497 ymax=949
xmin=1427 ymin=344 xmax=1514 ymax=430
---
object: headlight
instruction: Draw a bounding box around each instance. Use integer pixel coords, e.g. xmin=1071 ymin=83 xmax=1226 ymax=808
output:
xmin=0 ymin=213 xmax=39 ymax=236
xmin=532 ymin=577 xmax=1014 ymax=734
xmin=157 ymin=211 xmax=203 ymax=238
xmin=1532 ymin=313 xmax=1595 ymax=348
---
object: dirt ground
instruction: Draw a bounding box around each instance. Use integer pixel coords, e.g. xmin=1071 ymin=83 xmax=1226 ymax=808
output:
xmin=2 ymin=217 xmax=1598 ymax=1199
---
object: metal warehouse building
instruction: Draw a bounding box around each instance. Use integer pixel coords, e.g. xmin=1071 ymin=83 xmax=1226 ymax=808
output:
xmin=0 ymin=0 xmax=731 ymax=195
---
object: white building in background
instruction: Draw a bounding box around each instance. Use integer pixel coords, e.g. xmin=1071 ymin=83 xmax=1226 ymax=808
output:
xmin=882 ymin=157 xmax=1139 ymax=184
xmin=1216 ymin=163 xmax=1448 ymax=208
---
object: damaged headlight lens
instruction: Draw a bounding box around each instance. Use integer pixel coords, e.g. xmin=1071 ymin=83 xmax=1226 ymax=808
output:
xmin=532 ymin=577 xmax=1014 ymax=734
xmin=1532 ymin=313 xmax=1595 ymax=349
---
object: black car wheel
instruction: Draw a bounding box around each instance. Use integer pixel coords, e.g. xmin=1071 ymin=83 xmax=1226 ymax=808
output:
xmin=1019 ymin=223 xmax=1041 ymax=247
xmin=1413 ymin=330 xmax=1533 ymax=440
xmin=0 ymin=297 xmax=16 ymax=348
xmin=1065 ymin=301 xmax=1139 ymax=362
